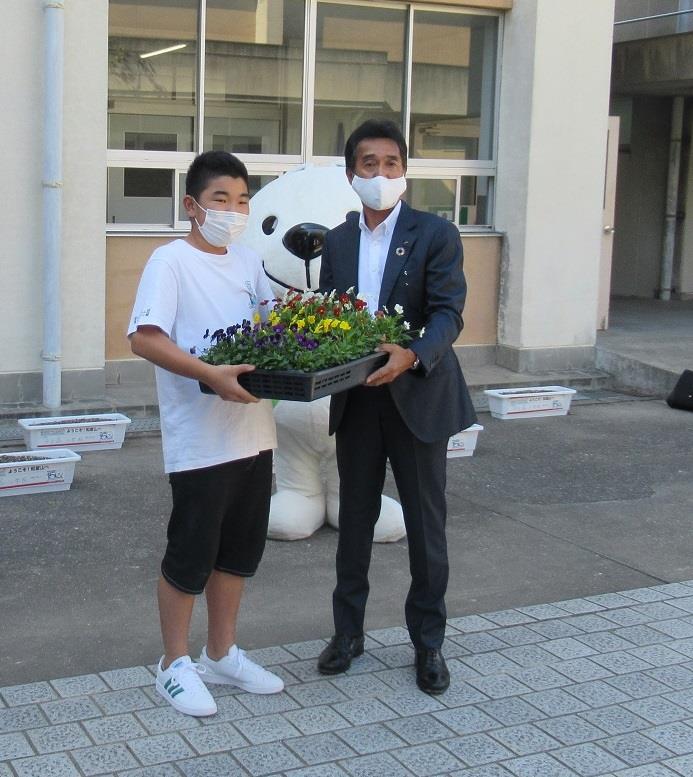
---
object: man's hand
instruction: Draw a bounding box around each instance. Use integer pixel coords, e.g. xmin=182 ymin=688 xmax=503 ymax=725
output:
xmin=365 ymin=344 xmax=418 ymax=386
xmin=203 ymin=364 xmax=260 ymax=403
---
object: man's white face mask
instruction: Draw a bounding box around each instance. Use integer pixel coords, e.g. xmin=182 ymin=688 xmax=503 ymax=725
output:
xmin=351 ymin=175 xmax=407 ymax=211
xmin=194 ymin=199 xmax=248 ymax=247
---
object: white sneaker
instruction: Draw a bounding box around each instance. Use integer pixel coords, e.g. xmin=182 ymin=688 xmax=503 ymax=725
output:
xmin=199 ymin=645 xmax=284 ymax=694
xmin=155 ymin=655 xmax=217 ymax=717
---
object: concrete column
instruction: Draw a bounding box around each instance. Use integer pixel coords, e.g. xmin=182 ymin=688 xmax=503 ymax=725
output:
xmin=494 ymin=0 xmax=615 ymax=372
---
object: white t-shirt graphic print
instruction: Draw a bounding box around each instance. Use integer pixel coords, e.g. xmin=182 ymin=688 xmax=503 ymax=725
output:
xmin=128 ymin=239 xmax=277 ymax=473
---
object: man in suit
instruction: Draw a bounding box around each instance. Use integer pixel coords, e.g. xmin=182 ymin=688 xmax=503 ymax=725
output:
xmin=317 ymin=120 xmax=477 ymax=694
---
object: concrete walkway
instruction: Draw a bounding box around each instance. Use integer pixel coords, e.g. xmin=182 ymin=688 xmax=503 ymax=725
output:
xmin=6 ymin=582 xmax=693 ymax=776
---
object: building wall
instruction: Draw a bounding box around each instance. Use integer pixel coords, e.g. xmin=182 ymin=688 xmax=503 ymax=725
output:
xmin=0 ymin=0 xmax=108 ymax=401
xmin=678 ymin=106 xmax=693 ymax=298
xmin=494 ymin=0 xmax=615 ymax=369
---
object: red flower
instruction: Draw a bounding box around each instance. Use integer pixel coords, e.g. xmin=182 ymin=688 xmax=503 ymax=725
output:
xmin=333 ymin=306 xmax=341 ymax=317
xmin=317 ymin=305 xmax=326 ymax=315
xmin=339 ymin=293 xmax=350 ymax=304
xmin=354 ymin=299 xmax=366 ymax=311
xmin=375 ymin=310 xmax=385 ymax=318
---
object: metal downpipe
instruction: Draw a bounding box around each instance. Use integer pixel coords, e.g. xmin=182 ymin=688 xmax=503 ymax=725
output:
xmin=42 ymin=0 xmax=65 ymax=408
xmin=659 ymin=96 xmax=684 ymax=301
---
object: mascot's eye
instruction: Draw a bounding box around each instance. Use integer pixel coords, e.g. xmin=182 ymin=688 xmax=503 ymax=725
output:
xmin=262 ymin=216 xmax=278 ymax=235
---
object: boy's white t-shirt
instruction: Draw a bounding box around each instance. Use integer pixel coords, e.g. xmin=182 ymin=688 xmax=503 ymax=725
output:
xmin=127 ymin=238 xmax=277 ymax=473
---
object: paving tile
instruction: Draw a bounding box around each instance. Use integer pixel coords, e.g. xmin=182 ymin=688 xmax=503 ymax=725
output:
xmin=181 ymin=721 xmax=249 ymax=753
xmin=492 ymin=626 xmax=546 ymax=646
xmin=650 ymin=584 xmax=693 ymax=598
xmin=228 ymin=741 xmax=304 ymax=775
xmin=498 ymin=645 xmax=558 ymax=668
xmin=331 ymin=697 xmax=399 ymax=726
xmin=466 ymin=674 xmax=530 ymax=699
xmin=576 ymin=632 xmax=636 ymax=653
xmin=99 ymin=667 xmax=154 ymax=691
xmin=522 ymin=688 xmax=589 ymax=716
xmin=600 ymin=732 xmax=674 ymax=766
xmin=379 ymin=690 xmax=446 ymax=717
xmin=198 ymin=694 xmax=252 ymax=725
xmin=117 ymin=765 xmax=181 ymax=777
xmin=549 ymin=598 xmax=606 ymax=615
xmin=342 ymin=653 xmax=388 ymax=676
xmin=526 ymin=620 xmax=583 ymax=639
xmin=621 ymin=588 xmax=673 ymax=603
xmin=483 ymin=610 xmax=535 ymax=627
xmin=92 ymin=688 xmax=154 ymax=715
xmin=285 ymin=731 xmax=355 ymax=764
xmin=0 ymin=682 xmax=57 ymax=707
xmin=623 ymin=697 xmax=690 ymax=725
xmin=553 ymin=657 xmax=613 ymax=682
xmin=650 ymin=621 xmax=693 ymax=640
xmin=663 ymin=691 xmax=693 ymax=713
xmin=669 ymin=596 xmax=693 ymax=611
xmin=563 ymin=614 xmax=618 ymax=633
xmin=127 ymin=733 xmax=195 ymax=765
xmin=71 ymin=743 xmax=140 ymax=775
xmin=282 ymin=639 xmax=328 ymax=660
xmin=631 ymin=646 xmax=691 ymax=667
xmin=565 ymin=679 xmax=631 ymax=707
xmin=581 ymin=705 xmax=650 ymax=735
xmin=0 ymin=764 xmax=13 ymax=777
xmin=477 ymin=697 xmax=545 ymax=726
xmin=177 ymin=752 xmax=246 ymax=776
xmin=27 ymin=722 xmax=92 ymax=753
xmin=235 ymin=691 xmax=300 ymax=716
xmin=447 ymin=615 xmax=498 ymax=633
xmin=286 ymin=680 xmax=349 ymax=707
xmin=507 ymin=666 xmax=570 ymax=690
xmin=245 ymin=646 xmax=295 ymax=666
xmin=633 ymin=603 xmax=690 ymax=621
xmin=446 ymin=660 xmax=484 ymax=683
xmin=488 ymin=722 xmax=560 ymax=755
xmin=11 ymin=752 xmax=81 ymax=777
xmin=535 ymin=714 xmax=606 ymax=745
xmin=0 ymin=731 xmax=34 ymax=759
xmin=434 ymin=682 xmax=489 ymax=708
xmin=553 ymin=742 xmax=628 ymax=775
xmin=503 ymin=752 xmax=577 ymax=776
xmin=368 ymin=645 xmax=416 ymax=669
xmin=669 ymin=640 xmax=693 ymax=659
xmin=451 ymin=633 xmax=508 ymax=653
xmin=285 ymin=765 xmax=349 ymax=777
xmin=235 ymin=712 xmax=302 ymax=745
xmin=433 ymin=705 xmax=498 ymax=736
xmin=586 ymin=593 xmax=641 ymax=609
xmin=606 ymin=673 xmax=672 ymax=699
xmin=51 ymin=674 xmax=108 ymax=698
xmin=541 ymin=637 xmax=598 ymax=660
xmin=41 ymin=698 xmax=102 ymax=725
xmin=644 ymin=722 xmax=693 ymax=755
xmin=135 ymin=706 xmax=202 ymax=735
xmin=614 ymin=765 xmax=682 ymax=776
xmin=284 ymin=705 xmax=351 ymax=736
xmin=335 ymin=722 xmax=406 ymax=754
xmin=616 ymin=627 xmax=674 ymax=647
xmin=460 ymin=653 xmax=522 ymax=676
xmin=340 ymin=750 xmax=413 ymax=777
xmin=367 ymin=627 xmax=411 ymax=646
xmin=647 ymin=666 xmax=693 ymax=690
xmin=602 ymin=610 xmax=655 ymax=627
xmin=593 ymin=651 xmax=659 ymax=674
xmin=82 ymin=713 xmax=148 ymax=743
xmin=384 ymin=713 xmax=455 ymax=745
xmin=665 ymin=753 xmax=693 ymax=775
xmin=374 ymin=667 xmax=418 ymax=692
xmin=329 ymin=674 xmax=391 ymax=699
xmin=392 ymin=742 xmax=464 ymax=775
xmin=515 ymin=604 xmax=567 ymax=620
xmin=455 ymin=765 xmax=514 ymax=777
xmin=263 ymin=664 xmax=301 ymax=688
xmin=0 ymin=705 xmax=48 ymax=732
xmin=279 ymin=659 xmax=325 ymax=684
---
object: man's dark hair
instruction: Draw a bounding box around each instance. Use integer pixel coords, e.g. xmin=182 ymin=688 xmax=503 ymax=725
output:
xmin=185 ymin=150 xmax=249 ymax=200
xmin=344 ymin=120 xmax=408 ymax=172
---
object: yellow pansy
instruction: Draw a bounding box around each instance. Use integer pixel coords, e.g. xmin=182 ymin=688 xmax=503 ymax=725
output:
xmin=339 ymin=321 xmax=351 ymax=331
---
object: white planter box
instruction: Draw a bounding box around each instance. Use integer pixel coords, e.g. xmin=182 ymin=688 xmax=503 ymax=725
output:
xmin=447 ymin=423 xmax=483 ymax=458
xmin=0 ymin=449 xmax=81 ymax=497
xmin=484 ymin=386 xmax=577 ymax=420
xmin=18 ymin=413 xmax=131 ymax=452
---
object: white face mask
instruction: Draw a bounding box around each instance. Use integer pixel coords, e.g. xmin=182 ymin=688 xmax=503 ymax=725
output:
xmin=351 ymin=174 xmax=407 ymax=211
xmin=193 ymin=200 xmax=248 ymax=247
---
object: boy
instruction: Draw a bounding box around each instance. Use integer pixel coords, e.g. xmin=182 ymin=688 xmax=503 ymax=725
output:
xmin=128 ymin=151 xmax=283 ymax=717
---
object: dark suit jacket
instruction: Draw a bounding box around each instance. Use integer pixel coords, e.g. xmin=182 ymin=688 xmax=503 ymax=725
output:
xmin=319 ymin=201 xmax=477 ymax=443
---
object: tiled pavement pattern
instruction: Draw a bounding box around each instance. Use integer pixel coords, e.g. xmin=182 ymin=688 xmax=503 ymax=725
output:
xmin=7 ymin=586 xmax=693 ymax=775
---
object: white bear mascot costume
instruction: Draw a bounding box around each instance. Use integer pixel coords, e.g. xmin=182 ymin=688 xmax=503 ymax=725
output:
xmin=239 ymin=165 xmax=406 ymax=542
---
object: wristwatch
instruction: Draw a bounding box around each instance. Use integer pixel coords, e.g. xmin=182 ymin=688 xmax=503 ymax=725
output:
xmin=410 ymin=355 xmax=420 ymax=371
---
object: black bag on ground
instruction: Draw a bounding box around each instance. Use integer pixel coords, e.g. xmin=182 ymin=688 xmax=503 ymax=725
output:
xmin=666 ymin=369 xmax=693 ymax=411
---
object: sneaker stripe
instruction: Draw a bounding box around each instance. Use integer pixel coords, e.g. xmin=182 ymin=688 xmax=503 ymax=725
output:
xmin=169 ymin=686 xmax=185 ymax=698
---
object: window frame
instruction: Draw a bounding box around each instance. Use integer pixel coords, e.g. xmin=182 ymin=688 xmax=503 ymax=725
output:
xmin=106 ymin=0 xmax=503 ymax=233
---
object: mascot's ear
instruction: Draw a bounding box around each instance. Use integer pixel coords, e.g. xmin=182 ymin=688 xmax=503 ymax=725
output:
xmin=262 ymin=216 xmax=278 ymax=235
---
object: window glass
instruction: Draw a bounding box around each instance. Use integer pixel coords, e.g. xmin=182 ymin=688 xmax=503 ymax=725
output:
xmin=108 ymin=0 xmax=198 ymax=151
xmin=107 ymin=167 xmax=175 ymax=224
xmin=204 ymin=0 xmax=305 ymax=155
xmin=313 ymin=2 xmax=407 ymax=156
xmin=406 ymin=179 xmax=456 ymax=222
xmin=460 ymin=175 xmax=492 ymax=226
xmin=410 ymin=11 xmax=498 ymax=161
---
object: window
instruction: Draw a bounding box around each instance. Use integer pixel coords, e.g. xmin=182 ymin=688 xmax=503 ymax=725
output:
xmin=107 ymin=1 xmax=501 ymax=230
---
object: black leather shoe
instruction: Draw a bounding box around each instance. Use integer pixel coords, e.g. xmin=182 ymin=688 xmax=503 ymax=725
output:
xmin=415 ymin=648 xmax=450 ymax=694
xmin=317 ymin=634 xmax=365 ymax=675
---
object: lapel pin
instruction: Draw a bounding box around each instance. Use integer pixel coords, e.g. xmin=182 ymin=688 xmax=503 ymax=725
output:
xmin=395 ymin=247 xmax=406 ymax=256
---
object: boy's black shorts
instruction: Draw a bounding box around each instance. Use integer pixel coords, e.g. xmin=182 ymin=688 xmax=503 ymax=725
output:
xmin=161 ymin=450 xmax=273 ymax=595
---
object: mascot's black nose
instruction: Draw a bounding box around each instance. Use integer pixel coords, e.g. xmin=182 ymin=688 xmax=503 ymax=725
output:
xmin=282 ymin=223 xmax=329 ymax=288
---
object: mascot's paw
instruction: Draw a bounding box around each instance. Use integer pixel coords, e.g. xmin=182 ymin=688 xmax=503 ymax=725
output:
xmin=268 ymin=490 xmax=326 ymax=541
xmin=326 ymin=494 xmax=406 ymax=543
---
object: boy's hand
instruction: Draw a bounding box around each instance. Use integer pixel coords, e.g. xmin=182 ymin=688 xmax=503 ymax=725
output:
xmin=205 ymin=364 xmax=260 ymax=403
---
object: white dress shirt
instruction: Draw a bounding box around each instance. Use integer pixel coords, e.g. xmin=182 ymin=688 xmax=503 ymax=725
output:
xmin=357 ymin=200 xmax=402 ymax=315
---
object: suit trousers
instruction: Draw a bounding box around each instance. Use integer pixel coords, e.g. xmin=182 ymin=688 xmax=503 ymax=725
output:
xmin=333 ymin=385 xmax=449 ymax=649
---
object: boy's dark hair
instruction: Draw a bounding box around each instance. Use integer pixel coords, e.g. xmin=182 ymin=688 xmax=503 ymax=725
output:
xmin=185 ymin=150 xmax=249 ymax=199
xmin=344 ymin=120 xmax=408 ymax=172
